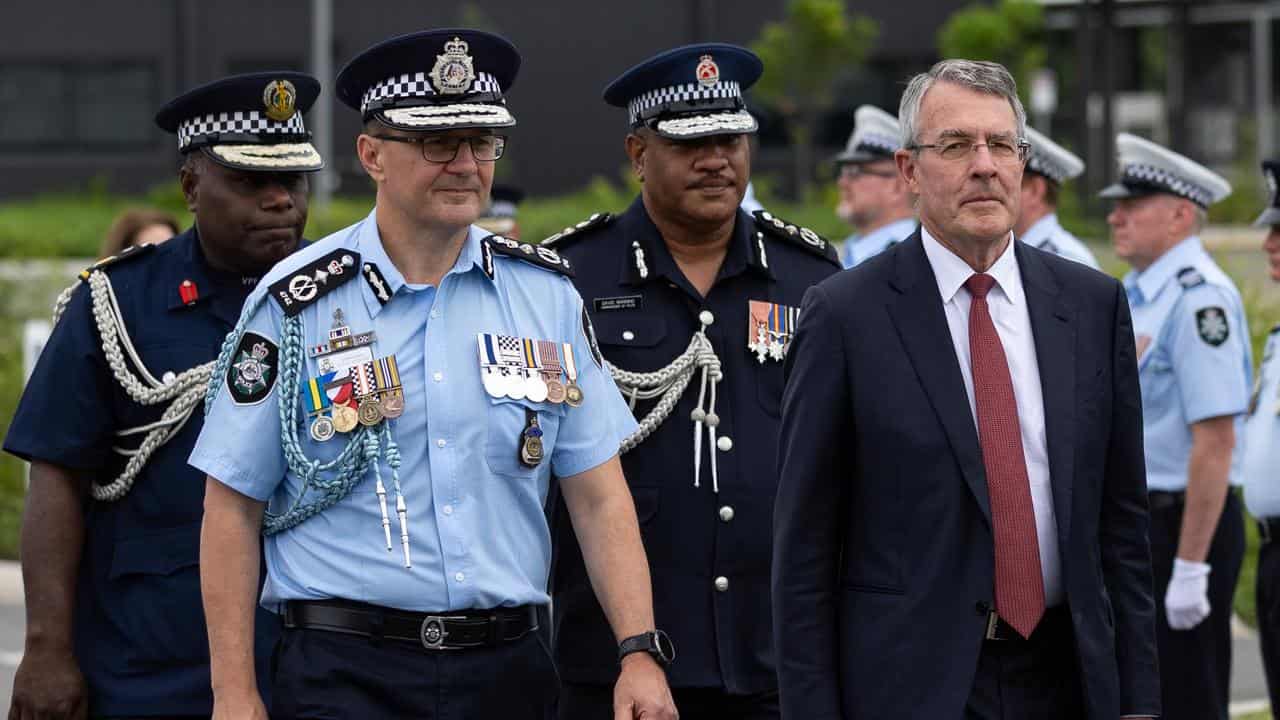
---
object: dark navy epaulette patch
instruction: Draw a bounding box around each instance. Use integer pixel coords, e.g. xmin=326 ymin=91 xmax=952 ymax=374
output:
xmin=1176 ymin=266 xmax=1207 ymax=290
xmin=482 ymin=235 xmax=574 ymax=279
xmin=540 ymin=212 xmax=614 ymax=248
xmin=752 ymin=210 xmax=840 ymax=266
xmin=268 ymin=249 xmax=360 ymax=317
xmin=78 ymin=243 xmax=156 ymax=280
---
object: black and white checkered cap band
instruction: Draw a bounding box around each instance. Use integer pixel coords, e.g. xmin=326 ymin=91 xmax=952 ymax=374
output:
xmin=856 ymin=131 xmax=899 ymax=155
xmin=361 ymin=72 xmax=503 ymax=114
xmin=1027 ymin=153 xmax=1070 ymax=183
xmin=1122 ymin=162 xmax=1213 ymax=207
xmin=627 ymin=81 xmax=742 ymax=125
xmin=176 ymin=111 xmax=307 ymax=152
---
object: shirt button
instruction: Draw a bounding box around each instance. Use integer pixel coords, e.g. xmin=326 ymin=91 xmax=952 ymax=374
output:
xmin=699 ymin=310 xmax=715 ymax=326
xmin=436 ymin=438 xmax=447 ymax=448
xmin=454 ymin=572 xmax=465 ymax=583
xmin=433 ymin=372 xmax=443 ymax=382
xmin=719 ymin=506 xmax=735 ymax=522
xmin=717 ymin=436 xmax=733 ymax=452
xmin=622 ymin=330 xmax=636 ymax=341
xmin=443 ymin=504 xmax=453 ymax=516
xmin=714 ymin=576 xmax=730 ymax=592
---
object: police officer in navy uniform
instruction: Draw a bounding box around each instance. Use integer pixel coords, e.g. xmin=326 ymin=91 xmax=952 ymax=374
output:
xmin=1244 ymin=159 xmax=1280 ymax=712
xmin=546 ymin=44 xmax=840 ymax=719
xmin=3 ymin=72 xmax=322 ymax=719
xmin=189 ymin=30 xmax=676 ymax=720
xmin=1104 ymin=132 xmax=1248 ymax=720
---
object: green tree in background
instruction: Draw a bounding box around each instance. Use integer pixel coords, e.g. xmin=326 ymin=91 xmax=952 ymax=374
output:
xmin=751 ymin=0 xmax=878 ymax=196
xmin=936 ymin=0 xmax=1046 ymax=103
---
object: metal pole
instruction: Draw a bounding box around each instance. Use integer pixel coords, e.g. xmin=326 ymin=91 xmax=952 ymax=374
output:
xmin=1078 ymin=0 xmax=1095 ymax=215
xmin=1101 ymin=0 xmax=1116 ymax=188
xmin=1255 ymin=6 xmax=1274 ymax=163
xmin=311 ymin=0 xmax=335 ymax=208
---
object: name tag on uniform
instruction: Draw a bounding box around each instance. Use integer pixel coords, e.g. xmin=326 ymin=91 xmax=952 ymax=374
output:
xmin=594 ymin=295 xmax=643 ymax=312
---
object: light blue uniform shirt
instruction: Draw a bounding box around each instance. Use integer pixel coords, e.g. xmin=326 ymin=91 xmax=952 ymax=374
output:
xmin=190 ymin=209 xmax=638 ymax=612
xmin=1124 ymin=235 xmax=1251 ymax=492
xmin=840 ymin=217 xmax=917 ymax=268
xmin=1244 ymin=327 xmax=1280 ymax=517
xmin=1019 ymin=213 xmax=1100 ymax=270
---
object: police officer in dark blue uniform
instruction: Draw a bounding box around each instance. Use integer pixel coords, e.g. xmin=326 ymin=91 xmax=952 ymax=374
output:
xmin=3 ymin=72 xmax=323 ymax=719
xmin=546 ymin=44 xmax=841 ymax=719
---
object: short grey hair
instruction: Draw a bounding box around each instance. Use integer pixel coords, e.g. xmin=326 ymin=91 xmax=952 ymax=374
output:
xmin=898 ymin=59 xmax=1027 ymax=148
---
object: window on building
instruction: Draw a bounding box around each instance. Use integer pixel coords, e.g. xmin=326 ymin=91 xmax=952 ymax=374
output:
xmin=0 ymin=62 xmax=159 ymax=150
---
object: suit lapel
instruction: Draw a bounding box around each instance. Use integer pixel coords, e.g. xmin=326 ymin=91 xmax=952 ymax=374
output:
xmin=1017 ymin=243 xmax=1076 ymax=549
xmin=886 ymin=233 xmax=991 ymax=526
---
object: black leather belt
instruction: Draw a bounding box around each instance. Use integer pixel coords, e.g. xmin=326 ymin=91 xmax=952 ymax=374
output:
xmin=1148 ymin=490 xmax=1186 ymax=512
xmin=1260 ymin=517 xmax=1280 ymax=545
xmin=984 ymin=606 xmax=1068 ymax=642
xmin=284 ymin=599 xmax=539 ymax=651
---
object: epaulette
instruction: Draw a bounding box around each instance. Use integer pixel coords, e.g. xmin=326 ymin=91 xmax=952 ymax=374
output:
xmin=540 ymin=212 xmax=614 ymax=248
xmin=482 ymin=234 xmax=574 ymax=279
xmin=1176 ymin=266 xmax=1206 ymax=290
xmin=752 ymin=210 xmax=840 ymax=267
xmin=268 ymin=249 xmax=361 ymax=316
xmin=78 ymin=243 xmax=155 ymax=280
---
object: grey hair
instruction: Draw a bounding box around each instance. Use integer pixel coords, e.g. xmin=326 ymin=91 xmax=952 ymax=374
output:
xmin=898 ymin=59 xmax=1027 ymax=148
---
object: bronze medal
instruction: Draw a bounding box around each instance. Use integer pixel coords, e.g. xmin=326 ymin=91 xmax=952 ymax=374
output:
xmin=380 ymin=392 xmax=405 ymax=419
xmin=332 ymin=404 xmax=359 ymax=433
xmin=358 ymin=398 xmax=384 ymax=426
xmin=545 ymin=378 xmax=567 ymax=404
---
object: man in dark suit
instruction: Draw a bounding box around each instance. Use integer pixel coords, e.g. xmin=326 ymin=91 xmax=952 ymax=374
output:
xmin=771 ymin=58 xmax=1160 ymax=719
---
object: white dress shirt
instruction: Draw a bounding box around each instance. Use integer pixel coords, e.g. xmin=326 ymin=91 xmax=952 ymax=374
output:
xmin=921 ymin=227 xmax=1063 ymax=607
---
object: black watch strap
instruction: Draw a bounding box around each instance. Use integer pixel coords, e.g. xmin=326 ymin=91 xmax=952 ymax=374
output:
xmin=617 ymin=629 xmax=675 ymax=667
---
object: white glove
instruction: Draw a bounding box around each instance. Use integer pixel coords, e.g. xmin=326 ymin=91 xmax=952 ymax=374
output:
xmin=1165 ymin=558 xmax=1212 ymax=630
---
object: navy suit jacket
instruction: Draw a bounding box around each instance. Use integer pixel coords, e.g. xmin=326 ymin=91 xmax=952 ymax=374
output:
xmin=771 ymin=231 xmax=1160 ymax=718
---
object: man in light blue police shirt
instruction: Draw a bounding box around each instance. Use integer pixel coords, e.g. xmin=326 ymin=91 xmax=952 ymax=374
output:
xmin=1105 ymin=131 xmax=1247 ymax=720
xmin=1244 ymin=159 xmax=1280 ymax=713
xmin=1015 ymin=125 xmax=1099 ymax=269
xmin=834 ymin=105 xmax=917 ymax=268
xmin=190 ymin=29 xmax=676 ymax=720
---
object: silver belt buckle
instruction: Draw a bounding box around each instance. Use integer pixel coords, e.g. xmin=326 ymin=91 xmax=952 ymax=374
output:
xmin=420 ymin=615 xmax=465 ymax=650
xmin=984 ymin=610 xmax=1005 ymax=641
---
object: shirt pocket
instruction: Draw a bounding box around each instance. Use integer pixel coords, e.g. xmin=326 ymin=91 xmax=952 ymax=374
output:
xmin=593 ymin=314 xmax=668 ymax=361
xmin=107 ymin=522 xmax=209 ymax=665
xmin=485 ymin=395 xmax=566 ymax=480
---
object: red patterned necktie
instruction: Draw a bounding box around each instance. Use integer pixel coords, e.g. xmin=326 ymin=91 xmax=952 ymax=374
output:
xmin=965 ymin=272 xmax=1045 ymax=639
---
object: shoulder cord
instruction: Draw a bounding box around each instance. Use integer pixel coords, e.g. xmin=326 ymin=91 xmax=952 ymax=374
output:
xmin=205 ymin=298 xmax=405 ymax=558
xmin=606 ymin=316 xmax=724 ymax=492
xmin=48 ymin=273 xmax=214 ymax=502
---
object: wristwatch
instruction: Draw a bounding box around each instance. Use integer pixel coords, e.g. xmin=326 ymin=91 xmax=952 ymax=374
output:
xmin=617 ymin=629 xmax=675 ymax=667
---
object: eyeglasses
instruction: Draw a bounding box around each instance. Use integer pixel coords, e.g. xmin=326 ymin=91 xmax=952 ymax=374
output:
xmin=370 ymin=134 xmax=507 ymax=163
xmin=839 ymin=165 xmax=898 ymax=180
xmin=906 ymin=138 xmax=1030 ymax=164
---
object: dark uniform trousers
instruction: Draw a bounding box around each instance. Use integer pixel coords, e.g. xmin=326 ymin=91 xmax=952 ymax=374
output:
xmin=1255 ymin=517 xmax=1280 ymax=712
xmin=559 ymin=683 xmax=779 ymax=720
xmin=272 ymin=626 xmax=558 ymax=719
xmin=1149 ymin=489 xmax=1245 ymax=720
xmin=964 ymin=608 xmax=1085 ymax=719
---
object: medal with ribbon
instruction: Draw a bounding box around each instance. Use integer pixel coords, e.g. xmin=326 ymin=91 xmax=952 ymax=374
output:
xmin=562 ymin=341 xmax=584 ymax=407
xmin=373 ymin=355 xmax=404 ymax=419
xmin=747 ymin=300 xmax=800 ymax=363
xmin=301 ymin=372 xmax=337 ymax=441
xmin=537 ymin=340 xmax=567 ymax=404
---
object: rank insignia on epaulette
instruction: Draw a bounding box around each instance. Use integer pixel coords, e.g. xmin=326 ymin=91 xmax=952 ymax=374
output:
xmin=79 ymin=242 xmax=156 ymax=280
xmin=541 ymin=212 xmax=614 ymax=247
xmin=228 ymin=332 xmax=279 ymax=405
xmin=269 ymin=250 xmax=360 ymax=316
xmin=752 ymin=210 xmax=840 ymax=266
xmin=747 ymin=299 xmax=800 ymax=363
xmin=1177 ymin=267 xmax=1206 ymax=289
xmin=481 ymin=235 xmax=574 ymax=278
